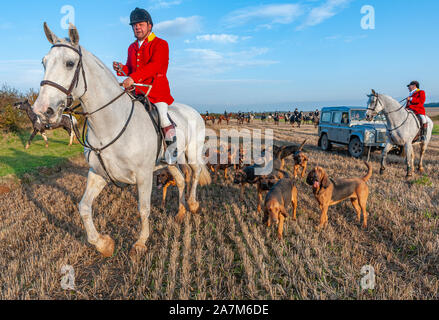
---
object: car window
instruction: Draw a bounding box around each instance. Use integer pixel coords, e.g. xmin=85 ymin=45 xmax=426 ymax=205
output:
xmin=351 ymin=110 xmax=367 ymax=121
xmin=332 ymin=112 xmax=342 ymax=124
xmin=321 ymin=112 xmax=331 ymax=123
xmin=341 ymin=112 xmax=349 ymax=124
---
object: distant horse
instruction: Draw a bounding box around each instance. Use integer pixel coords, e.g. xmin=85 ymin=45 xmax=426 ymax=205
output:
xmin=237 ymin=114 xmax=245 ymax=125
xmin=14 ymin=100 xmax=77 ymax=149
xmin=217 ymin=114 xmax=230 ymax=125
xmin=290 ymin=114 xmax=302 ymax=128
xmin=312 ymin=114 xmax=320 ymax=128
xmin=366 ymin=90 xmax=433 ymax=177
xmin=202 ymin=114 xmax=216 ymax=125
xmin=32 ymin=23 xmax=211 ymax=258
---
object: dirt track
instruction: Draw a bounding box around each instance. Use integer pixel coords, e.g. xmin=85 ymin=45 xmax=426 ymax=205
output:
xmin=1 ymin=120 xmax=438 ymax=300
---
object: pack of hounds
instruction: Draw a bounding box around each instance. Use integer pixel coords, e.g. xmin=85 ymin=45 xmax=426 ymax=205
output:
xmin=157 ymin=140 xmax=372 ymax=240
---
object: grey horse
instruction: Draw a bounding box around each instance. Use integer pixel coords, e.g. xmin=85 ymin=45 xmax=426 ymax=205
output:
xmin=32 ymin=23 xmax=211 ymax=258
xmin=366 ymin=90 xmax=433 ymax=177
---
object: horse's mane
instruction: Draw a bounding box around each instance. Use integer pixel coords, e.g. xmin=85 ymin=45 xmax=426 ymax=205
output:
xmin=85 ymin=49 xmax=121 ymax=88
xmin=379 ymin=93 xmax=401 ymax=107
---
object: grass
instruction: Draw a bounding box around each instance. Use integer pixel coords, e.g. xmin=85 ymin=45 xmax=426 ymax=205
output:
xmin=0 ymin=129 xmax=84 ymax=178
xmin=432 ymin=124 xmax=439 ymax=136
xmin=411 ymin=175 xmax=433 ymax=187
xmin=0 ymin=120 xmax=438 ymax=300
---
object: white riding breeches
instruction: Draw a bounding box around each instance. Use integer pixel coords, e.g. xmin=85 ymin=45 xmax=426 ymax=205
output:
xmin=155 ymin=102 xmax=172 ymax=128
xmin=419 ymin=114 xmax=427 ymax=124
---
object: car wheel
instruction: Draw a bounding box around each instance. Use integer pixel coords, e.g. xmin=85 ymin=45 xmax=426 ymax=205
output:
xmin=320 ymin=134 xmax=332 ymax=151
xmin=349 ymin=137 xmax=365 ymax=158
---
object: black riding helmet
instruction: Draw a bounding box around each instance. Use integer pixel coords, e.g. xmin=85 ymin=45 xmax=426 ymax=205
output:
xmin=130 ymin=7 xmax=153 ymax=26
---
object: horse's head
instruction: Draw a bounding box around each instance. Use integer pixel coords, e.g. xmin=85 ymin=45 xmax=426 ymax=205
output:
xmin=366 ymin=89 xmax=383 ymax=121
xmin=33 ymin=23 xmax=85 ymax=124
xmin=13 ymin=100 xmax=30 ymax=111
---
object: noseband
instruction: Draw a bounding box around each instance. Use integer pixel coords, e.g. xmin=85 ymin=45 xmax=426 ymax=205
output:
xmin=40 ymin=44 xmax=88 ymax=109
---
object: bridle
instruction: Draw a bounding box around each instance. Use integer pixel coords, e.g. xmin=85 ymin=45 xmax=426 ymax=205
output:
xmin=40 ymin=44 xmax=88 ymax=109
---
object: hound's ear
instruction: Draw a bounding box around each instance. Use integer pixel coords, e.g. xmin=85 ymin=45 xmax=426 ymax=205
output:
xmin=321 ymin=171 xmax=330 ymax=189
xmin=44 ymin=22 xmax=59 ymax=45
xmin=306 ymin=170 xmax=314 ymax=186
xmin=69 ymin=23 xmax=80 ymax=46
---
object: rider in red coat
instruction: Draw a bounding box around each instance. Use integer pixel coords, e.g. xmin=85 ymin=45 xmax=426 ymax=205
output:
xmin=113 ymin=8 xmax=177 ymax=163
xmin=406 ymin=81 xmax=428 ymax=141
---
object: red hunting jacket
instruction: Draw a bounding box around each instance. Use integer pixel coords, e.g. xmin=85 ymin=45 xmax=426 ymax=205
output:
xmin=407 ymin=89 xmax=426 ymax=116
xmin=118 ymin=33 xmax=174 ymax=105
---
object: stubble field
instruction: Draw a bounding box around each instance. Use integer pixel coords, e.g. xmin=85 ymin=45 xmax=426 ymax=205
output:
xmin=1 ymin=119 xmax=438 ymax=300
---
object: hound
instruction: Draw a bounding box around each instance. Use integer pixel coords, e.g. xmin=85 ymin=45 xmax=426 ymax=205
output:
xmin=306 ymin=162 xmax=372 ymax=231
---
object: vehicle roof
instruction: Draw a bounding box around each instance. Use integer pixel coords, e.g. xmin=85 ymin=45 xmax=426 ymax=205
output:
xmin=321 ymin=106 xmax=366 ymax=112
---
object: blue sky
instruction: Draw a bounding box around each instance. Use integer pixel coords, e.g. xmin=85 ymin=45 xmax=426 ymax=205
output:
xmin=1 ymin=0 xmax=438 ymax=112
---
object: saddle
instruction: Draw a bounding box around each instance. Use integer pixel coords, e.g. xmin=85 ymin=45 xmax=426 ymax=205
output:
xmin=410 ymin=112 xmax=423 ymax=143
xmin=133 ymin=94 xmax=177 ymax=162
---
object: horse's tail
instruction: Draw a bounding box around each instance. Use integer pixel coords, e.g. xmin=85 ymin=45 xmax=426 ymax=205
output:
xmin=199 ymin=164 xmax=212 ymax=186
xmin=362 ymin=161 xmax=373 ymax=183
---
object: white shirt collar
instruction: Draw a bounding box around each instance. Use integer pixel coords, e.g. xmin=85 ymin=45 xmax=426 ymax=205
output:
xmin=409 ymin=89 xmax=418 ymax=96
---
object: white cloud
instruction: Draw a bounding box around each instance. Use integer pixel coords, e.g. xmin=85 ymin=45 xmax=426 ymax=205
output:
xmin=298 ymin=0 xmax=351 ymax=30
xmin=154 ymin=16 xmax=202 ymax=38
xmin=148 ymin=0 xmax=182 ymax=9
xmin=173 ymin=47 xmax=278 ymax=76
xmin=326 ymin=34 xmax=367 ymax=42
xmin=194 ymin=34 xmax=252 ymax=44
xmin=225 ymin=4 xmax=304 ymax=27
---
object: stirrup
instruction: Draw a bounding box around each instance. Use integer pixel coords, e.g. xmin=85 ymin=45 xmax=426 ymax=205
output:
xmin=159 ymin=138 xmax=178 ymax=165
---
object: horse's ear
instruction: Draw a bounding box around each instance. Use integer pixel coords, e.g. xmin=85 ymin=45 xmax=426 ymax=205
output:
xmin=44 ymin=22 xmax=59 ymax=45
xmin=371 ymin=89 xmax=377 ymax=96
xmin=68 ymin=23 xmax=80 ymax=46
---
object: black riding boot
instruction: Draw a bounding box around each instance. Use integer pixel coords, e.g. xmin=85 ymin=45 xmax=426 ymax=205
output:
xmin=161 ymin=125 xmax=178 ymax=164
xmin=421 ymin=123 xmax=428 ymax=141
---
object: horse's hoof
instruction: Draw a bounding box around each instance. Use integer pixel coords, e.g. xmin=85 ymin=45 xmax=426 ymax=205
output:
xmin=418 ymin=167 xmax=425 ymax=174
xmin=175 ymin=205 xmax=187 ymax=224
xmin=129 ymin=242 xmax=147 ymax=260
xmin=188 ymin=201 xmax=200 ymax=214
xmin=45 ymin=145 xmax=49 ymax=148
xmin=25 ymin=144 xmax=30 ymax=150
xmin=380 ymin=168 xmax=385 ymax=175
xmin=96 ymin=235 xmax=115 ymax=258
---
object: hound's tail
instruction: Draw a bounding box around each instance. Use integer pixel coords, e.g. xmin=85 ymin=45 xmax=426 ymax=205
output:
xmin=362 ymin=161 xmax=373 ymax=182
xmin=199 ymin=164 xmax=212 ymax=186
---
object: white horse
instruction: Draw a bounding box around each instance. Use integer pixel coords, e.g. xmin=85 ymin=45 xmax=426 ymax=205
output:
xmin=33 ymin=23 xmax=211 ymax=258
xmin=366 ymin=90 xmax=433 ymax=177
